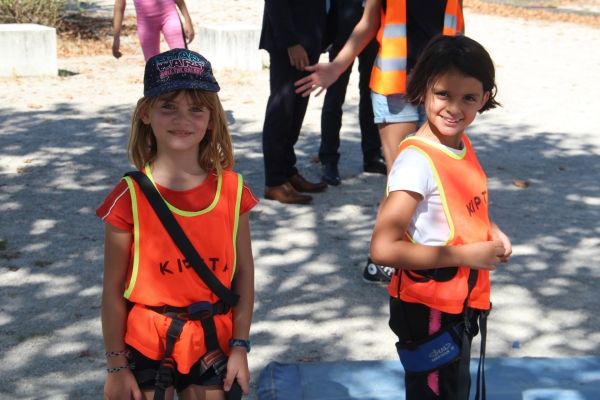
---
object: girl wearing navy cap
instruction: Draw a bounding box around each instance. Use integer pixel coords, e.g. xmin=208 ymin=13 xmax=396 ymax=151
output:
xmin=96 ymin=49 xmax=255 ymax=400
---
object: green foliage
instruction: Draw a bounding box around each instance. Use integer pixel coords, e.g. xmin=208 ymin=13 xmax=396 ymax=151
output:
xmin=0 ymin=0 xmax=69 ymax=27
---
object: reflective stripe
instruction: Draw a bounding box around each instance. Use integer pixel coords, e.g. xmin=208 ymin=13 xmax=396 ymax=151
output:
xmin=123 ymin=176 xmax=139 ymax=299
xmin=144 ymin=163 xmax=221 ymax=216
xmin=444 ymin=14 xmax=457 ymax=30
xmin=374 ymin=55 xmax=407 ymax=72
xmin=231 ymin=173 xmax=243 ymax=279
xmin=371 ymin=0 xmax=463 ymax=95
xmin=382 ymin=23 xmax=406 ymax=38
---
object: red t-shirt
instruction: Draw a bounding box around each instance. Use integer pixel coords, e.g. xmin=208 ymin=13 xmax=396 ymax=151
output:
xmin=96 ymin=171 xmax=259 ymax=231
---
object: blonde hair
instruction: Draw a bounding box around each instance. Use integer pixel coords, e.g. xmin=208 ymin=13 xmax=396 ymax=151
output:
xmin=127 ymin=89 xmax=234 ymax=174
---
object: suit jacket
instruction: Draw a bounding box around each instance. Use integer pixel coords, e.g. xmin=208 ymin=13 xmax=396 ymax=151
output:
xmin=259 ymin=0 xmax=337 ymax=55
xmin=334 ymin=0 xmax=366 ymax=46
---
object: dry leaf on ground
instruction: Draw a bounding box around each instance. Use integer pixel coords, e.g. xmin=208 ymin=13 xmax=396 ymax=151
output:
xmin=513 ymin=180 xmax=531 ymax=188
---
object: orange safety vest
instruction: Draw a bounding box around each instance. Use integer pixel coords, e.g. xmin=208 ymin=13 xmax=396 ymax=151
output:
xmin=122 ymin=165 xmax=243 ymax=373
xmin=370 ymin=0 xmax=464 ymax=95
xmin=387 ymin=135 xmax=492 ymax=314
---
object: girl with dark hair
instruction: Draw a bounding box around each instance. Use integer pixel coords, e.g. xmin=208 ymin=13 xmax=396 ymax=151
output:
xmin=370 ymin=34 xmax=511 ymax=400
xmin=296 ymin=0 xmax=465 ymax=284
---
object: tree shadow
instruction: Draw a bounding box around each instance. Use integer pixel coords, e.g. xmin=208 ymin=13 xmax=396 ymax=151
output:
xmin=1 ymin=98 xmax=599 ymax=399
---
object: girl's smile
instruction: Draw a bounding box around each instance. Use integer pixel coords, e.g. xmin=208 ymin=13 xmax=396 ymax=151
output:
xmin=418 ymin=71 xmax=489 ymax=149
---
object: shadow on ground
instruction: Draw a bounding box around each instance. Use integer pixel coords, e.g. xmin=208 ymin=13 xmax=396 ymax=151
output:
xmin=0 ymin=103 xmax=599 ymax=399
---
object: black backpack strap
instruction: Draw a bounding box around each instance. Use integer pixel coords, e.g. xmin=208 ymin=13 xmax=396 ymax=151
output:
xmin=125 ymin=171 xmax=240 ymax=307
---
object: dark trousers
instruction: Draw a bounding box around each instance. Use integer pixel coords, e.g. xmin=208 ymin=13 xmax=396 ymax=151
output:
xmin=389 ymin=297 xmax=480 ymax=400
xmin=262 ymin=50 xmax=321 ymax=187
xmin=319 ymin=38 xmax=381 ymax=165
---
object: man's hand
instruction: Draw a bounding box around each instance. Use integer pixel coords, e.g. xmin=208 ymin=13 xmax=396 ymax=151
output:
xmin=287 ymin=44 xmax=309 ymax=71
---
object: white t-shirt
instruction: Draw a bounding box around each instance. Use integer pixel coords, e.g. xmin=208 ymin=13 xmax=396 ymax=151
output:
xmin=388 ymin=137 xmax=464 ymax=246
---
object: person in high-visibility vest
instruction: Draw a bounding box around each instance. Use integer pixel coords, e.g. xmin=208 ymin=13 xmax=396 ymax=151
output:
xmin=295 ymin=0 xmax=464 ymax=284
xmin=96 ymin=49 xmax=256 ymax=400
xmin=370 ymin=35 xmax=512 ymax=400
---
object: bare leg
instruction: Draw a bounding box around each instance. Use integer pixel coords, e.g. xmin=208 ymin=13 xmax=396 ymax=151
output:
xmin=377 ymin=121 xmax=418 ymax=174
xmin=178 ymin=384 xmax=226 ymax=400
xmin=141 ymin=388 xmax=175 ymax=400
xmin=376 ymin=121 xmax=417 ymax=213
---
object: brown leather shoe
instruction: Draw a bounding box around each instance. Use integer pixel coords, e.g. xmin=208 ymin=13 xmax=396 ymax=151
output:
xmin=288 ymin=173 xmax=328 ymax=193
xmin=264 ymin=182 xmax=312 ymax=204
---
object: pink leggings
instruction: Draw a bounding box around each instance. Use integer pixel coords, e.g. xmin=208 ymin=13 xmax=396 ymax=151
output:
xmin=133 ymin=0 xmax=186 ymax=61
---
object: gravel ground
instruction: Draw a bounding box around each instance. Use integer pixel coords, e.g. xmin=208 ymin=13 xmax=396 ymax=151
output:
xmin=1 ymin=4 xmax=600 ymax=399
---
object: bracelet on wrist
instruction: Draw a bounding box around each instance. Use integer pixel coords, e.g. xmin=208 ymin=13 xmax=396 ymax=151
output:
xmin=228 ymin=339 xmax=251 ymax=353
xmin=105 ymin=349 xmax=131 ymax=358
xmin=106 ymin=364 xmax=130 ymax=373
xmin=106 ymin=361 xmax=135 ymax=373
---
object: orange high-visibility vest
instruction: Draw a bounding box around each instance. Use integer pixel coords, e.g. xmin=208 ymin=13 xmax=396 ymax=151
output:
xmin=122 ymin=165 xmax=243 ymax=373
xmin=370 ymin=0 xmax=464 ymax=95
xmin=387 ymin=135 xmax=492 ymax=314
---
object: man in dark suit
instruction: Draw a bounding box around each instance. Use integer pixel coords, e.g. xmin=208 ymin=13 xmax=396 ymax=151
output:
xmin=259 ymin=0 xmax=334 ymax=204
xmin=320 ymin=0 xmax=386 ymax=186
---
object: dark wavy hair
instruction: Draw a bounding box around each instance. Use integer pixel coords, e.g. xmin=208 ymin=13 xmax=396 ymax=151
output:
xmin=405 ymin=34 xmax=500 ymax=113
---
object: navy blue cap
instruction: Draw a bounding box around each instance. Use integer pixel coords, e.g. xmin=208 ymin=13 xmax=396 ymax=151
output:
xmin=143 ymin=49 xmax=220 ymax=97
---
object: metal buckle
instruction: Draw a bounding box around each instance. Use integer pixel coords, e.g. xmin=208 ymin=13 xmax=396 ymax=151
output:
xmin=155 ymin=369 xmax=173 ymax=389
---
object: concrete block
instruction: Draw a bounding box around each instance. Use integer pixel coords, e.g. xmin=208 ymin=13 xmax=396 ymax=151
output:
xmin=0 ymin=24 xmax=57 ymax=78
xmin=198 ymin=24 xmax=262 ymax=71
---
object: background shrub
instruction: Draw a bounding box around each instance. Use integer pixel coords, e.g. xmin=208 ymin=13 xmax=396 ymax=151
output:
xmin=0 ymin=0 xmax=70 ymax=27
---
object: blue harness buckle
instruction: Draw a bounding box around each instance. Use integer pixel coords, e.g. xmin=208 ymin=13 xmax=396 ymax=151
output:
xmin=188 ymin=301 xmax=213 ymax=315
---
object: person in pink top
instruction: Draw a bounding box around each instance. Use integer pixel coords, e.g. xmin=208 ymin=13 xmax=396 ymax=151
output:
xmin=112 ymin=0 xmax=195 ymax=61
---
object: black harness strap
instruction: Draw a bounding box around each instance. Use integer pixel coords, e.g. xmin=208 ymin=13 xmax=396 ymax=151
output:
xmin=125 ymin=171 xmax=242 ymax=400
xmin=475 ymin=306 xmax=490 ymax=400
xmin=143 ymin=302 xmax=231 ymax=400
xmin=456 ymin=269 xmax=479 ymax=400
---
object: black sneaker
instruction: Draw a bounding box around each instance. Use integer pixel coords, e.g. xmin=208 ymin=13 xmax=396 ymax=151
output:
xmin=363 ymin=256 xmax=393 ymax=284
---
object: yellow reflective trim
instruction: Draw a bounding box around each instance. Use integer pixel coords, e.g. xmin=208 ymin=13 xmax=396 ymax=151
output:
xmin=122 ymin=176 xmax=140 ymax=299
xmin=404 ymin=145 xmax=455 ymax=245
xmin=405 ymin=231 xmax=417 ymax=244
xmin=403 ymin=136 xmax=467 ymax=160
xmin=231 ymin=173 xmax=243 ymax=280
xmin=143 ymin=163 xmax=221 ymax=216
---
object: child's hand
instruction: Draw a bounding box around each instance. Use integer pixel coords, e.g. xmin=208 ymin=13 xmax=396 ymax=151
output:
xmin=104 ymin=368 xmax=141 ymax=400
xmin=462 ymin=240 xmax=508 ymax=271
xmin=493 ymin=228 xmax=512 ymax=263
xmin=294 ymin=62 xmax=341 ymax=97
xmin=112 ymin=37 xmax=122 ymax=59
xmin=223 ymin=346 xmax=250 ymax=395
xmin=184 ymin=22 xmax=195 ymax=44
